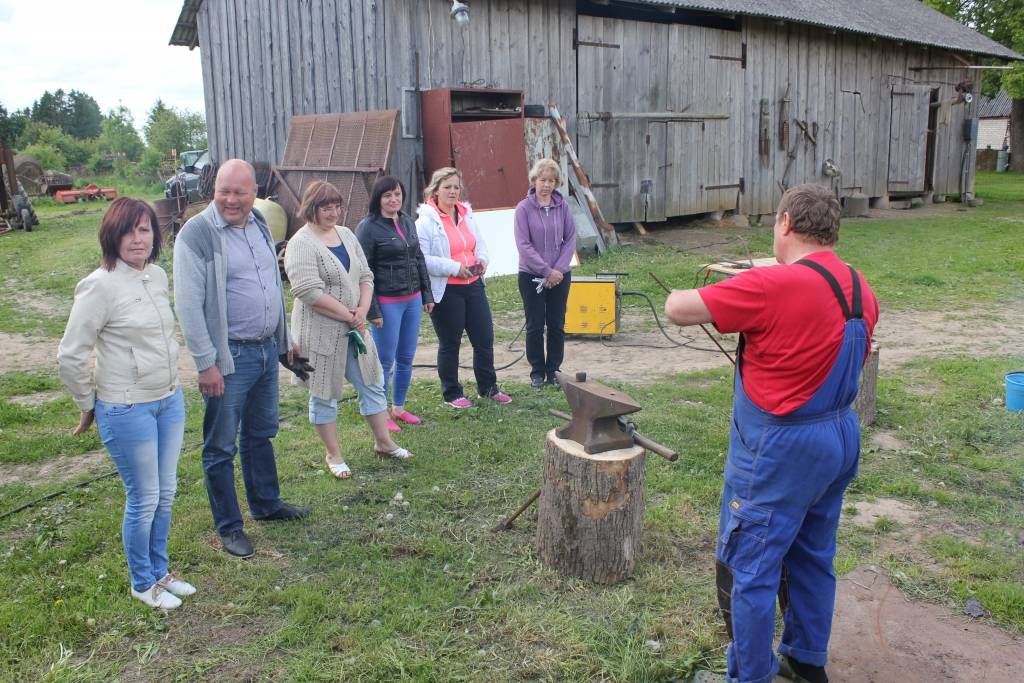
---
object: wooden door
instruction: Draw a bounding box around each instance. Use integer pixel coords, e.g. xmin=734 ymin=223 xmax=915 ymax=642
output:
xmin=576 ymin=16 xmax=670 ymax=223
xmin=576 ymin=15 xmax=744 ymax=222
xmin=887 ymin=84 xmax=932 ymax=194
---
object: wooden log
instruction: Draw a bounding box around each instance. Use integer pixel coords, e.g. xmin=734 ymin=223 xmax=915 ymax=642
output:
xmin=853 ymin=342 xmax=879 ymax=427
xmin=534 ymin=429 xmax=645 ymax=584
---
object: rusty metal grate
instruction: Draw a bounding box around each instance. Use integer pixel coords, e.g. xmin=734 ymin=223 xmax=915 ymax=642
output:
xmin=272 ymin=110 xmax=399 ymax=233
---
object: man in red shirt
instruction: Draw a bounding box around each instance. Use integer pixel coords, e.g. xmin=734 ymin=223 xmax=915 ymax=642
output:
xmin=666 ymin=184 xmax=878 ymax=683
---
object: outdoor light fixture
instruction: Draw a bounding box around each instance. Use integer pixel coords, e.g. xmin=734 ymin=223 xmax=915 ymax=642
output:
xmin=450 ymin=1 xmax=469 ymax=27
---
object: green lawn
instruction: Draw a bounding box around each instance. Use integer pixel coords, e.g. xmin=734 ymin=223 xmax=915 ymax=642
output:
xmin=1 ymin=173 xmax=1022 ymax=681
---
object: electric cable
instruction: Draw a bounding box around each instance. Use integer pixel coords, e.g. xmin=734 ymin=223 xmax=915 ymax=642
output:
xmin=597 ymin=290 xmax=738 ymax=356
xmin=0 ymin=402 xmax=325 ymax=522
xmin=412 ymin=319 xmax=527 ymax=371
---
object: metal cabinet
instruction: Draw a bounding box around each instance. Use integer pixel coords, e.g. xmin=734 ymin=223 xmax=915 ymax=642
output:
xmin=420 ymin=87 xmax=529 ymax=210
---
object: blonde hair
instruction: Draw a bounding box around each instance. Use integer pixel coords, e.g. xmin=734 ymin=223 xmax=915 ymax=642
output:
xmin=529 ymin=158 xmax=561 ymax=185
xmin=424 ymin=167 xmax=462 ymax=203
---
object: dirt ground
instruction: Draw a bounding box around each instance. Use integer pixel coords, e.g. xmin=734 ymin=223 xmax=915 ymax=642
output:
xmin=829 ymin=565 xmax=1024 ymax=682
xmin=4 ymin=206 xmax=1023 ymax=680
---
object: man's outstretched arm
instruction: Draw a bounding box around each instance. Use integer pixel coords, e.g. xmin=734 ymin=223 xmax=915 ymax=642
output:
xmin=665 ymin=289 xmax=714 ymax=327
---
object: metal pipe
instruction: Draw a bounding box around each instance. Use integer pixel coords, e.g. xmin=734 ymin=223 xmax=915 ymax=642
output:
xmin=578 ymin=111 xmax=729 ymax=121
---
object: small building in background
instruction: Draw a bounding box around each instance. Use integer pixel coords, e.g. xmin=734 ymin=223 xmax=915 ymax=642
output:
xmin=976 ymin=90 xmax=1011 ymax=152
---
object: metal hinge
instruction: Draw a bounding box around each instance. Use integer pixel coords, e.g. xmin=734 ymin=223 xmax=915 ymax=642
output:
xmin=709 ymin=42 xmax=746 ymax=69
xmin=573 ymin=28 xmax=620 ymax=50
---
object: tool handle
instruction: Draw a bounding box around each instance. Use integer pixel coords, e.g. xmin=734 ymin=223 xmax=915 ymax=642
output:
xmin=548 ymin=409 xmax=678 ymax=462
xmin=633 ymin=433 xmax=679 ymax=462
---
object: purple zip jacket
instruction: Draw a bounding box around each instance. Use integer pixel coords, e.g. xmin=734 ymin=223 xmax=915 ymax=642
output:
xmin=514 ymin=188 xmax=577 ymax=278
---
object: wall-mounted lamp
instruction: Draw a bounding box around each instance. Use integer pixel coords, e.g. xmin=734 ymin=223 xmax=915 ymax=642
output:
xmin=450 ymin=1 xmax=469 ymax=27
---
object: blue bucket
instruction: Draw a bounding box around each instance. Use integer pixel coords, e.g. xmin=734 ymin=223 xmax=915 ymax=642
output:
xmin=1007 ymin=372 xmax=1024 ymax=412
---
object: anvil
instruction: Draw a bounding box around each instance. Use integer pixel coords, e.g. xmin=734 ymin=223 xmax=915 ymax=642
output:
xmin=555 ymin=371 xmax=641 ymax=453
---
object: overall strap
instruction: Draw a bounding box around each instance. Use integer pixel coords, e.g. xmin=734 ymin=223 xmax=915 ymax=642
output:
xmin=795 ymin=259 xmax=863 ymax=320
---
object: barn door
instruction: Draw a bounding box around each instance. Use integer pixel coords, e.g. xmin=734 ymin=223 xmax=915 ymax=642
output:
xmin=576 ymin=16 xmax=669 ymax=223
xmin=664 ymin=23 xmax=744 ymax=217
xmin=887 ymin=84 xmax=932 ymax=194
xmin=576 ymin=15 xmax=743 ymax=222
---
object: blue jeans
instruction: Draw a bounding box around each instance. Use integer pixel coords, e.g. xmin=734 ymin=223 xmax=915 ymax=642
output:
xmin=95 ymin=388 xmax=185 ymax=592
xmin=370 ymin=294 xmax=423 ymax=407
xmin=308 ymin=344 xmax=389 ymax=423
xmin=201 ymin=338 xmax=283 ymax=534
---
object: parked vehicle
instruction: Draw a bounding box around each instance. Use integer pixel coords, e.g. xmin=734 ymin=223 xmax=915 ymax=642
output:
xmin=164 ymin=150 xmax=210 ymax=200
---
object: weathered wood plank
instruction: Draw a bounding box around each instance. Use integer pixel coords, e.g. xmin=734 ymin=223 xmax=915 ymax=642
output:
xmin=197 ymin=2 xmax=220 ymax=160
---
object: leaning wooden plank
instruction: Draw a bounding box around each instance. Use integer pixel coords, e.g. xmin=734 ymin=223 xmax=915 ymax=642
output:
xmin=550 ymin=106 xmax=619 ymax=247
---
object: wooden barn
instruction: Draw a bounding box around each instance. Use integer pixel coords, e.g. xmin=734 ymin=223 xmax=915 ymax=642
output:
xmin=170 ymin=0 xmax=1020 ymax=223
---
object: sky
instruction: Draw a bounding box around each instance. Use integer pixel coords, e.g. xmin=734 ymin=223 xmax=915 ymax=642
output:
xmin=0 ymin=0 xmax=205 ymax=133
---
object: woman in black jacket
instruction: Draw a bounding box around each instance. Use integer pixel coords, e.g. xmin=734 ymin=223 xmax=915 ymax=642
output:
xmin=356 ymin=176 xmax=434 ymax=431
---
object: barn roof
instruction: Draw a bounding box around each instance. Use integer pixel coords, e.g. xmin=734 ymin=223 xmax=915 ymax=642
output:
xmin=628 ymin=0 xmax=1021 ymax=60
xmin=169 ymin=0 xmax=201 ymax=49
xmin=977 ymin=90 xmax=1012 ymax=119
xmin=170 ymin=0 xmax=1021 ymax=60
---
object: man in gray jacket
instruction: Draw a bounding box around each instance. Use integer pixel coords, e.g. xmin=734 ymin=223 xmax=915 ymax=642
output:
xmin=173 ymin=159 xmax=311 ymax=558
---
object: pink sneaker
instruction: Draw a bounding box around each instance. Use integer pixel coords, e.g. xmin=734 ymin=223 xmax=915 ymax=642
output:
xmin=392 ymin=410 xmax=422 ymax=425
xmin=445 ymin=397 xmax=473 ymax=409
xmin=488 ymin=391 xmax=512 ymax=405
xmin=386 ymin=418 xmax=401 ymax=432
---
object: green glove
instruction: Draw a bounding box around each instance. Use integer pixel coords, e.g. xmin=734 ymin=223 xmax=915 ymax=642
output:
xmin=347 ymin=329 xmax=367 ymax=355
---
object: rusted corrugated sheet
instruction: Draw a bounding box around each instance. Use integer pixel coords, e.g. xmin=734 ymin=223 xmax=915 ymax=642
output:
xmin=272 ymin=110 xmax=398 ymax=234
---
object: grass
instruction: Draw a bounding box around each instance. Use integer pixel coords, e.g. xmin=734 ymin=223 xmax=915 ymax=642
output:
xmin=0 ymin=172 xmax=1022 ymax=680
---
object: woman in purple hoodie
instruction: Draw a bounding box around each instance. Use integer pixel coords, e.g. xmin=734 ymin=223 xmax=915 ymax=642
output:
xmin=514 ymin=158 xmax=577 ymax=389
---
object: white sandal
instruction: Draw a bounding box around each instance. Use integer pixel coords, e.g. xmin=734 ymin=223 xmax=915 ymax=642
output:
xmin=325 ymin=456 xmax=352 ymax=479
xmin=375 ymin=446 xmax=413 ymax=460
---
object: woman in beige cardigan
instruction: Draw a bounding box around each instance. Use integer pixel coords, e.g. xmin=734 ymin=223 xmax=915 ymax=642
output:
xmin=284 ymin=181 xmax=412 ymax=479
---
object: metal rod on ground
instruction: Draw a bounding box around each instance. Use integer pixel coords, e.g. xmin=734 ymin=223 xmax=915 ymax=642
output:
xmin=548 ymin=409 xmax=679 ymax=462
xmin=491 ymin=488 xmax=541 ymax=532
xmin=648 ymin=271 xmax=736 ymax=367
xmin=549 ymin=106 xmax=619 ymax=247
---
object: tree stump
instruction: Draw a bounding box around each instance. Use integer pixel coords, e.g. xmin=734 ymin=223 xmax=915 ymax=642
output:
xmin=853 ymin=342 xmax=880 ymax=427
xmin=534 ymin=429 xmax=646 ymax=584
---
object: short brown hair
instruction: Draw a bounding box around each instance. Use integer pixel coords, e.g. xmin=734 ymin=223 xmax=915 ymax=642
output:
xmin=297 ymin=180 xmax=345 ymax=224
xmin=98 ymin=197 xmax=161 ymax=271
xmin=776 ymin=184 xmax=841 ymax=246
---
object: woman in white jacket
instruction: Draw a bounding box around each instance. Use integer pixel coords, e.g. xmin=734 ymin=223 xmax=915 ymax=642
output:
xmin=416 ymin=167 xmax=510 ymax=408
xmin=57 ymin=198 xmax=194 ymax=610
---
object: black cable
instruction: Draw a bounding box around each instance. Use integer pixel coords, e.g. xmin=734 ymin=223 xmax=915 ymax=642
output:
xmin=0 ymin=404 xmax=317 ymax=522
xmin=413 ymin=319 xmax=527 ymax=371
xmin=597 ymin=290 xmax=738 ymax=355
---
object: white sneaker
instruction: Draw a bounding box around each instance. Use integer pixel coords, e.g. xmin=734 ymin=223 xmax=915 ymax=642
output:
xmin=157 ymin=572 xmax=197 ymax=597
xmin=131 ymin=584 xmax=182 ymax=610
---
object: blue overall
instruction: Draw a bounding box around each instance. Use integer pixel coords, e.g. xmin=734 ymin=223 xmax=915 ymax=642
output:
xmin=716 ymin=260 xmax=868 ymax=683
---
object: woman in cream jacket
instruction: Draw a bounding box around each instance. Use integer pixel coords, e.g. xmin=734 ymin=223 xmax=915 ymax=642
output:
xmin=58 ymin=197 xmax=194 ymax=610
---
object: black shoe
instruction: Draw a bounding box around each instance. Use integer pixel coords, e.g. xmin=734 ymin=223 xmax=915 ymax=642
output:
xmin=778 ymin=654 xmax=828 ymax=683
xmin=220 ymin=529 xmax=255 ymax=558
xmin=255 ymin=501 xmax=312 ymax=522
xmin=545 ymin=375 xmax=560 ymax=387
xmin=531 ymin=376 xmax=545 ymax=389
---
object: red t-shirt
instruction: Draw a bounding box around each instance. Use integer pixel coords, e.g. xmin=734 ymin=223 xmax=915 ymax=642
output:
xmin=698 ymin=250 xmax=879 ymax=415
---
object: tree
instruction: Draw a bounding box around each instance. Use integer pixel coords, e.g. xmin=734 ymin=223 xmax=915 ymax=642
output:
xmin=28 ymin=89 xmax=102 ymax=140
xmin=97 ymin=105 xmax=144 ymax=162
xmin=925 ymin=0 xmax=1024 ymax=170
xmin=0 ymin=103 xmax=29 ymax=146
xmin=67 ymin=91 xmax=102 ymax=139
xmin=141 ymin=99 xmax=207 ymax=174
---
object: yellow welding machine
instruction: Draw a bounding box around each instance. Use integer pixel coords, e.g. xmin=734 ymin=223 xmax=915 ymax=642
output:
xmin=564 ymin=276 xmax=620 ymax=335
